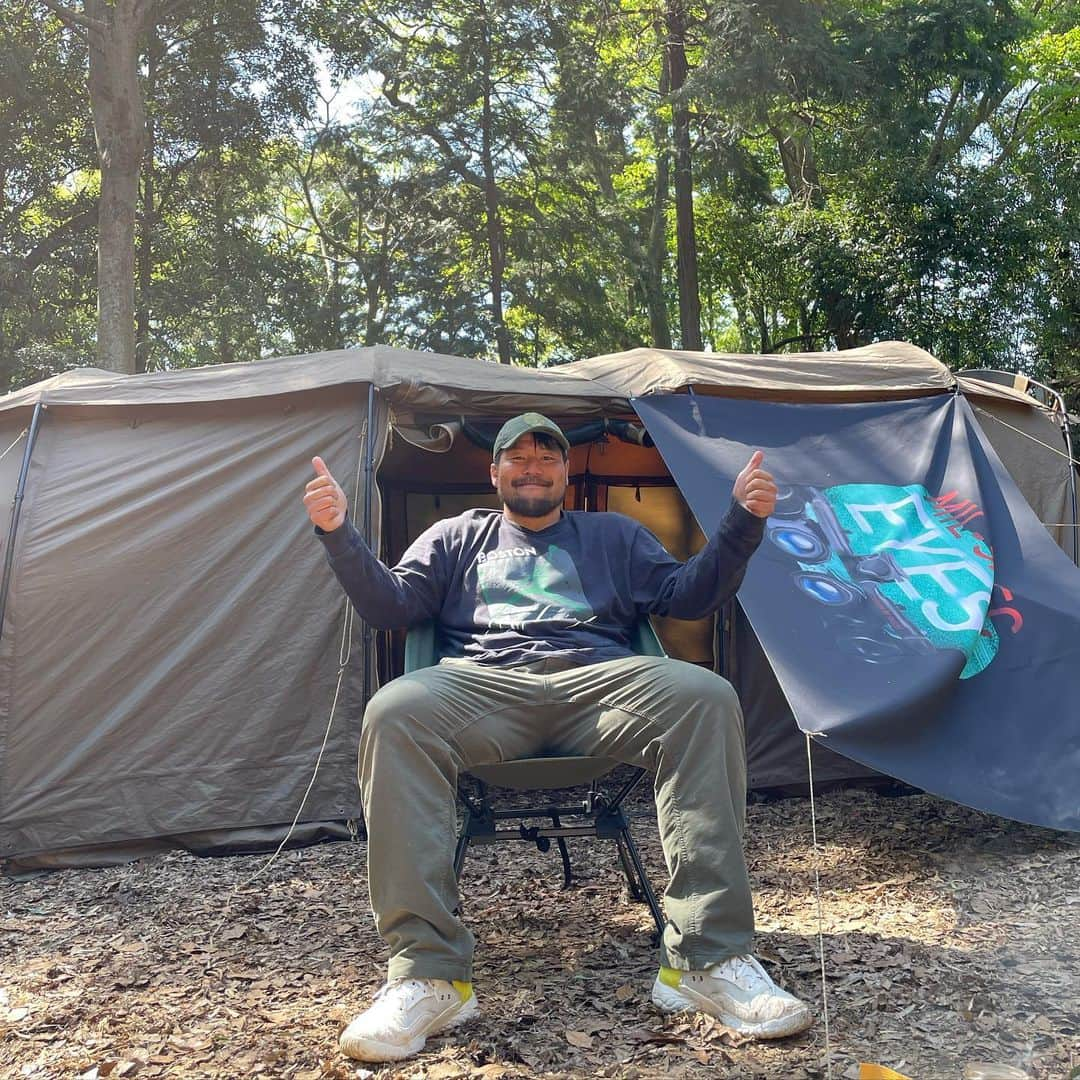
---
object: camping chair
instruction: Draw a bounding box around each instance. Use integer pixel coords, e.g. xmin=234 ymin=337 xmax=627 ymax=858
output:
xmin=403 ymin=620 xmax=667 ymax=940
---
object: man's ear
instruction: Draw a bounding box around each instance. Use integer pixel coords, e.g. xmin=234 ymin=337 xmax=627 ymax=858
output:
xmin=489 ymin=461 xmax=498 ymax=488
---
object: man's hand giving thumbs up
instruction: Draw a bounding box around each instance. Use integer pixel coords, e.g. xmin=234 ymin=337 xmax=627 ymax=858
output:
xmin=732 ymin=451 xmax=777 ymax=518
xmin=303 ymin=456 xmax=348 ymax=532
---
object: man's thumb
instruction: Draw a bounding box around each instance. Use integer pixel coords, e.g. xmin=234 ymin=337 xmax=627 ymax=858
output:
xmin=312 ymin=455 xmax=332 ymax=479
xmin=747 ymin=449 xmax=764 ymax=471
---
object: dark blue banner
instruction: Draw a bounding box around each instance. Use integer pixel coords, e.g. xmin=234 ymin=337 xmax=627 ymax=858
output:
xmin=633 ymin=392 xmax=1080 ymax=833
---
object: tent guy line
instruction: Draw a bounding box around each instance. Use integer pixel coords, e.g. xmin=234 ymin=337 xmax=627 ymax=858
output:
xmin=972 ymin=404 xmax=1080 ymax=470
xmin=806 ymin=731 xmax=834 ymax=1080
xmin=208 ymin=450 xmax=368 ymax=943
xmin=207 ymin=641 xmax=351 ymax=944
xmin=0 ymin=429 xmax=27 ymax=463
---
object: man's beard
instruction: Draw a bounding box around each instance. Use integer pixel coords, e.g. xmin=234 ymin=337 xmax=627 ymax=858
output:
xmin=500 ymin=480 xmax=564 ymax=518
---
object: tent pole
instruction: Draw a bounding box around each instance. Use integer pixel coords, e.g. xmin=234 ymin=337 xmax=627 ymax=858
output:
xmin=1068 ymin=422 xmax=1078 ymax=567
xmin=1046 ymin=387 xmax=1079 ymax=566
xmin=0 ymin=401 xmax=44 ymax=645
xmin=360 ymin=384 xmax=377 ymax=709
xmin=1022 ymin=377 xmax=1079 ymax=566
xmin=1059 ymin=409 xmax=1078 ymax=566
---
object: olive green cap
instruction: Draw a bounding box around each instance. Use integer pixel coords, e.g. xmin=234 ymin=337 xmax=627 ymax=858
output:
xmin=491 ymin=412 xmax=570 ymax=458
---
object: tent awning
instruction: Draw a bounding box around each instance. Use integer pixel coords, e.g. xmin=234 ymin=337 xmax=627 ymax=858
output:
xmin=549 ymin=341 xmax=955 ymax=400
xmin=0 ymin=347 xmax=622 ymax=416
xmin=1 ymin=340 xmax=961 ymax=417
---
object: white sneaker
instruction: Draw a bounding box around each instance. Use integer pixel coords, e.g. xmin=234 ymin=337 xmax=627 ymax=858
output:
xmin=651 ymin=954 xmax=812 ymax=1039
xmin=339 ymin=978 xmax=478 ymax=1062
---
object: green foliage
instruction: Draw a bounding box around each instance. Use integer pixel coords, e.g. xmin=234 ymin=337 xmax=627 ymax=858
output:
xmin=687 ymin=0 xmax=1079 ymax=375
xmin=0 ymin=0 xmax=1076 ymax=398
xmin=0 ymin=9 xmax=96 ymax=389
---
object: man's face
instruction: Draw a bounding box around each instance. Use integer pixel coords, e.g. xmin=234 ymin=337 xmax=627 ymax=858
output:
xmin=490 ymin=434 xmax=569 ymax=519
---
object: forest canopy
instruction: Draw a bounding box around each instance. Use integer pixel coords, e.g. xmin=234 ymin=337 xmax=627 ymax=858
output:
xmin=1 ymin=1 xmax=1076 ymax=405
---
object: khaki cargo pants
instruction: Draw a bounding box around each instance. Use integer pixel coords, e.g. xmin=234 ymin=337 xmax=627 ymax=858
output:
xmin=358 ymin=654 xmax=754 ymax=983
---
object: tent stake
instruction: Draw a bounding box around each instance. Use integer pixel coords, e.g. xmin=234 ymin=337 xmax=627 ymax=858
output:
xmin=0 ymin=401 xmax=44 ymax=644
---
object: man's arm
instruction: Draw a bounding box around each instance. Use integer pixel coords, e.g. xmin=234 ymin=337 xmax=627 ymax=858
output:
xmin=304 ymin=457 xmax=446 ymax=629
xmin=630 ymin=451 xmax=776 ymax=620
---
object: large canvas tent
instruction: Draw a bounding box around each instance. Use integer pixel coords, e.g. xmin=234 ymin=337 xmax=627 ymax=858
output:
xmin=0 ymin=342 xmax=1075 ymax=869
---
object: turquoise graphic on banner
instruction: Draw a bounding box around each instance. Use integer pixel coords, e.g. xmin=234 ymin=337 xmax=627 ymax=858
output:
xmin=477 ymin=543 xmax=594 ymax=629
xmin=766 ymin=483 xmax=997 ymax=678
xmin=631 ymin=390 xmax=1080 ymax=833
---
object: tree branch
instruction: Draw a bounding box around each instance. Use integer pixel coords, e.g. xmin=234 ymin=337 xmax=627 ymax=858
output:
xmin=990 ymin=91 xmax=1058 ymax=169
xmin=38 ymin=0 xmax=107 ymax=37
xmin=291 ymin=158 xmax=361 ymax=266
xmin=927 ymin=79 xmax=1014 ymax=176
xmin=14 ymin=205 xmax=97 ymax=275
xmin=924 ymin=81 xmax=962 ymax=174
xmin=764 ymin=331 xmax=826 ymax=354
xmin=378 ymin=74 xmax=490 ymax=191
xmin=148 ymin=0 xmax=196 ymax=28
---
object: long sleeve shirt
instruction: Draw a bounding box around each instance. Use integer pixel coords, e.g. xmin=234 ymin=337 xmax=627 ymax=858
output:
xmin=318 ymin=503 xmax=763 ymax=667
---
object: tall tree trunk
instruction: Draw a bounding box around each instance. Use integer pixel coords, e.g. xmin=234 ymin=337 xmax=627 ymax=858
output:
xmin=647 ymin=41 xmax=673 ymax=350
xmin=645 ymin=145 xmax=673 ymax=350
xmin=135 ymin=128 xmax=152 ymax=374
xmin=213 ymin=182 xmax=232 ymax=363
xmin=479 ymin=11 xmax=512 ymax=365
xmin=755 ymin=303 xmax=769 ymax=353
xmin=665 ymin=0 xmax=702 ymax=352
xmin=209 ymin=5 xmax=232 ymax=364
xmin=364 ymin=276 xmax=382 ymax=347
xmin=87 ymin=0 xmax=145 ymax=374
xmin=771 ymin=119 xmax=822 ymax=208
xmin=136 ymin=33 xmax=158 ymax=376
xmin=770 ymin=117 xmax=864 ymax=346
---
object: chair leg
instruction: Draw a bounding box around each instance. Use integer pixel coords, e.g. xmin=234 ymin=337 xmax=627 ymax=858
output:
xmin=551 ymin=813 xmax=574 ymax=888
xmin=453 ymin=824 xmax=471 ymax=880
xmin=615 ymin=834 xmax=644 ymax=901
xmin=619 ymin=825 xmax=665 ymax=943
xmin=556 ymin=838 xmax=573 ymax=888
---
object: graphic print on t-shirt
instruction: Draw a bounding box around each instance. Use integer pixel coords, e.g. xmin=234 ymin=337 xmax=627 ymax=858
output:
xmin=476 ymin=543 xmax=594 ymax=630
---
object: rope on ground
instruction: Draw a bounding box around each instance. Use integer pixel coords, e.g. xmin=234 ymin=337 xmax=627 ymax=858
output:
xmin=208 ymin=436 xmax=367 ymax=943
xmin=806 ymin=732 xmax=833 ymax=1080
xmin=207 ymin=650 xmax=350 ymax=944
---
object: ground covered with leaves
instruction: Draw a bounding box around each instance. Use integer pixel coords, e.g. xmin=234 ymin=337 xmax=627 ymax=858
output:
xmin=2 ymin=786 xmax=1077 ymax=1079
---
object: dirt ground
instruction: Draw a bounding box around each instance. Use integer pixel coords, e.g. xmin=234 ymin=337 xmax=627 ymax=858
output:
xmin=1 ymin=784 xmax=1077 ymax=1080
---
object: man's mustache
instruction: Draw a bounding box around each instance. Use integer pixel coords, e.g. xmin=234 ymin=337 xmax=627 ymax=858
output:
xmin=512 ymin=477 xmax=553 ymax=488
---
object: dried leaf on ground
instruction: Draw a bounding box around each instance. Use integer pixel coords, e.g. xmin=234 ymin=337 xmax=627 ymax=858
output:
xmin=1 ymin=785 xmax=1076 ymax=1079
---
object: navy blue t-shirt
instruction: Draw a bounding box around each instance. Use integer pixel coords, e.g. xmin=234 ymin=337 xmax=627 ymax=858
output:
xmin=319 ymin=505 xmax=762 ymax=667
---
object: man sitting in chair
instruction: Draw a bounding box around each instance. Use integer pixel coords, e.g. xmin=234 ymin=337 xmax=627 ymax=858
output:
xmin=303 ymin=412 xmax=812 ymax=1063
